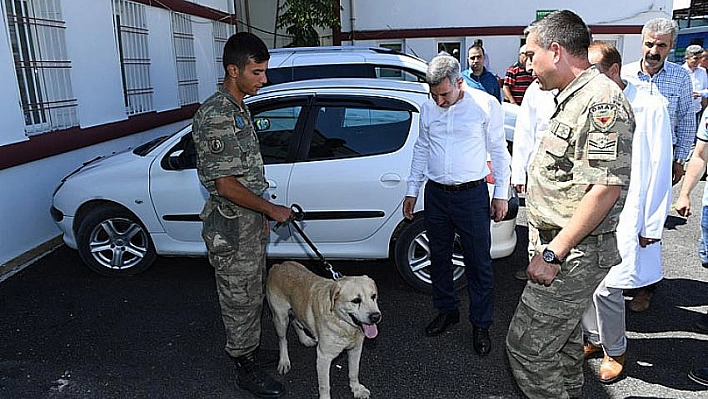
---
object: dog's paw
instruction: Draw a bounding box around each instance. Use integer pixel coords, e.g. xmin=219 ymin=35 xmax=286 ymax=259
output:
xmin=351 ymin=383 xmax=370 ymax=399
xmin=277 ymin=360 xmax=291 ymax=375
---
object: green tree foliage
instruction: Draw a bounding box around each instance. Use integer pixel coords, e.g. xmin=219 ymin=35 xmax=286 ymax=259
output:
xmin=277 ymin=0 xmax=341 ymax=47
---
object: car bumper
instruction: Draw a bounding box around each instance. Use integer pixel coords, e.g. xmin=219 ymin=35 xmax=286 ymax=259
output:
xmin=50 ymin=206 xmax=78 ymax=249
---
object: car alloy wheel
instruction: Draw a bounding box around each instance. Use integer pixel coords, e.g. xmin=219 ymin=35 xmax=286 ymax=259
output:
xmin=394 ymin=217 xmax=467 ymax=293
xmin=76 ymin=204 xmax=156 ymax=276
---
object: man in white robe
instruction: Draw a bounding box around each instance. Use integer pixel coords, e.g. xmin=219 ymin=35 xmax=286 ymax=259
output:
xmin=581 ymin=42 xmax=673 ymax=383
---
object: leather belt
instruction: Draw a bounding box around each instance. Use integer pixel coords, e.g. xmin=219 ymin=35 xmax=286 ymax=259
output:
xmin=428 ymin=179 xmax=484 ymax=192
xmin=537 ymin=228 xmax=613 ymax=245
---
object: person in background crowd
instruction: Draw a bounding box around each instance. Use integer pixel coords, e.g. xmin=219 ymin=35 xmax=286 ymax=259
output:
xmin=700 ymin=49 xmax=708 ymax=70
xmin=403 ymin=54 xmax=510 ymax=357
xmin=462 ymin=43 xmax=502 ymax=102
xmin=621 ymin=17 xmax=696 ymax=313
xmin=503 ymin=45 xmax=535 ymax=104
xmin=682 ymin=44 xmax=708 ymax=126
xmin=505 ymin=11 xmax=634 ymax=399
xmin=581 ymin=41 xmax=672 ymax=385
xmin=192 ymin=32 xmax=292 ymax=398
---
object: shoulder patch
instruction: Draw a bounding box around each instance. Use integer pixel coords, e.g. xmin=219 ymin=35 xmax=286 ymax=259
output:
xmin=210 ymin=139 xmax=224 ymax=154
xmin=586 ymin=132 xmax=618 ymax=160
xmin=589 ymin=103 xmax=617 ymax=132
xmin=235 ymin=115 xmax=246 ymax=129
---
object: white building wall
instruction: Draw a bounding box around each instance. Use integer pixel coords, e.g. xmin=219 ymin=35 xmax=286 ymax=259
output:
xmin=149 ymin=7 xmax=181 ymax=113
xmin=63 ymin=0 xmax=127 ymax=127
xmin=342 ymin=0 xmax=673 ymax=77
xmin=0 ymin=0 xmax=231 ymax=267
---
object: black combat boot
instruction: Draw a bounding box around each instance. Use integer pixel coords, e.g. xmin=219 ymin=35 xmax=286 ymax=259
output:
xmin=232 ymin=352 xmax=285 ymax=398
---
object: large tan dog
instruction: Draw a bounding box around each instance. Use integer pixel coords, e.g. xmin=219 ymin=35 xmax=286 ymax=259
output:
xmin=266 ymin=261 xmax=382 ymax=399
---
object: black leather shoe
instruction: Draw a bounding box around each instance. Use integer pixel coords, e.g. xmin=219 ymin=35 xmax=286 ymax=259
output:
xmin=425 ymin=309 xmax=459 ymax=336
xmin=473 ymin=326 xmax=491 ymax=356
xmin=233 ymin=352 xmax=285 ymax=398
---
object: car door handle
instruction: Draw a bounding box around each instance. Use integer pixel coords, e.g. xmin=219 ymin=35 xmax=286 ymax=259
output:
xmin=380 ymin=173 xmax=401 ymax=187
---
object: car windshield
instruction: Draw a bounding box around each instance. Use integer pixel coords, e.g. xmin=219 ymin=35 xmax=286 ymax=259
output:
xmin=133 ymin=135 xmax=170 ymax=156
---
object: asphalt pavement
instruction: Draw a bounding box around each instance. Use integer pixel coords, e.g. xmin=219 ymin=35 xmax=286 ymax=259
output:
xmin=1 ymin=185 xmax=707 ymax=399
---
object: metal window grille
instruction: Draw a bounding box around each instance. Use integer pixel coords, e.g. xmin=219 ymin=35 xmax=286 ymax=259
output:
xmin=113 ymin=0 xmax=153 ymax=115
xmin=213 ymin=20 xmax=234 ymax=86
xmin=5 ymin=0 xmax=78 ymax=134
xmin=171 ymin=12 xmax=197 ymax=105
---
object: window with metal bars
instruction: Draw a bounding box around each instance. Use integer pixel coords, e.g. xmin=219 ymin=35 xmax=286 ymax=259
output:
xmin=171 ymin=12 xmax=198 ymax=105
xmin=113 ymin=0 xmax=153 ymax=115
xmin=213 ymin=20 xmax=234 ymax=87
xmin=5 ymin=0 xmax=78 ymax=135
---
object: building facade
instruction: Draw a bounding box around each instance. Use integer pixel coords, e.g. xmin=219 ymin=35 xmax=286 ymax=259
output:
xmin=0 ymin=0 xmax=675 ymax=271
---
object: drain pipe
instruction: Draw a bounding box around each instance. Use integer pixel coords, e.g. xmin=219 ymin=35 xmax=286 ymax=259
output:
xmin=349 ymin=0 xmax=356 ymax=45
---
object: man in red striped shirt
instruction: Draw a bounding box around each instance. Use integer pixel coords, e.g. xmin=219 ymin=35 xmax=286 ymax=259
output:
xmin=502 ymin=45 xmax=535 ymax=104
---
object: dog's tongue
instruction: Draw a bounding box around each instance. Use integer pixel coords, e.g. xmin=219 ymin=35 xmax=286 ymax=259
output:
xmin=363 ymin=324 xmax=378 ymax=339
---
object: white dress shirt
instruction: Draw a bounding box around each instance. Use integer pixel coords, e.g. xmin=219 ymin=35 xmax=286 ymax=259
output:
xmin=406 ymin=84 xmax=511 ymax=199
xmin=510 ymin=81 xmax=557 ymax=186
xmin=682 ymin=63 xmax=708 ymax=113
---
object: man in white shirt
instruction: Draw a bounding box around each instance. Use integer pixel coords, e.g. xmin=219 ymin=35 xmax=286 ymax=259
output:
xmin=581 ymin=41 xmax=673 ymax=384
xmin=402 ymin=54 xmax=510 ymax=356
xmin=683 ymin=44 xmax=708 ymax=126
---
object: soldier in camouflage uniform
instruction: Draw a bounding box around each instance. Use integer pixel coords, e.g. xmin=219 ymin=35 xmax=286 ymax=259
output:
xmin=192 ymin=32 xmax=291 ymax=398
xmin=505 ymin=11 xmax=634 ymax=399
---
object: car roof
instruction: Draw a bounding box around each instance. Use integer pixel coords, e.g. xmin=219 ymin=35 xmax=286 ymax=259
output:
xmin=269 ymin=45 xmax=426 ymax=62
xmin=267 ymin=46 xmax=427 ymax=70
xmin=256 ymin=78 xmax=430 ymax=97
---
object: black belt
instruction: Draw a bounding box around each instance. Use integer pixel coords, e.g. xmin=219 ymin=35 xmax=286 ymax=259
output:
xmin=428 ymin=179 xmax=484 ymax=192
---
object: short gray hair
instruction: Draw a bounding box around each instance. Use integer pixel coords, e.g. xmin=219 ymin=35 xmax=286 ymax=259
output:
xmin=642 ymin=18 xmax=679 ymax=47
xmin=427 ymin=54 xmax=461 ymax=87
xmin=686 ymin=44 xmax=704 ymax=58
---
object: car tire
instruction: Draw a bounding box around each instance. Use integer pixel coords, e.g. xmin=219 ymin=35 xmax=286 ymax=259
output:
xmin=394 ymin=217 xmax=467 ymax=294
xmin=76 ymin=204 xmax=157 ymax=277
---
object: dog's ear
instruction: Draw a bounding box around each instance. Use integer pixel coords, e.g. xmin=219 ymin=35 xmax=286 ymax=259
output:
xmin=329 ymin=282 xmax=342 ymax=312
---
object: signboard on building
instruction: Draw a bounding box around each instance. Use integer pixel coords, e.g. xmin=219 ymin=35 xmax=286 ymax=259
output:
xmin=536 ymin=9 xmax=556 ymax=20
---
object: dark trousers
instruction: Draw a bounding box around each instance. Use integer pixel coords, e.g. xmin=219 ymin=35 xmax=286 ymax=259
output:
xmin=424 ymin=181 xmax=494 ymax=328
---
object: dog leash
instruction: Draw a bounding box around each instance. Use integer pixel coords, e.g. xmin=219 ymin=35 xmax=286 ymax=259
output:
xmin=273 ymin=204 xmax=343 ymax=280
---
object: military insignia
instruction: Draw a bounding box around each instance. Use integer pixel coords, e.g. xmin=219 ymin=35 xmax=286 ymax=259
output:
xmin=587 ymin=132 xmax=618 ymax=160
xmin=235 ymin=115 xmax=245 ymax=129
xmin=210 ymin=138 xmax=224 ymax=154
xmin=589 ymin=103 xmax=617 ymax=132
xmin=549 ymin=120 xmax=572 ymax=139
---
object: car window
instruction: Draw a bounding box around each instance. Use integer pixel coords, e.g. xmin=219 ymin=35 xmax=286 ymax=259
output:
xmin=307 ymin=105 xmax=411 ymax=161
xmin=375 ymin=66 xmax=426 ymax=82
xmin=253 ymin=105 xmax=302 ymax=164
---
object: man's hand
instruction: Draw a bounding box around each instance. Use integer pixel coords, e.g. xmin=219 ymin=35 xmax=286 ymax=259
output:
xmin=672 ymin=161 xmax=685 ymax=186
xmin=514 ymin=184 xmax=525 ymax=193
xmin=526 ymin=254 xmax=560 ymax=286
xmin=675 ymin=195 xmax=692 ymax=217
xmin=638 ymin=236 xmax=660 ymax=248
xmin=403 ymin=196 xmax=417 ymax=220
xmin=490 ymin=198 xmax=508 ymax=222
xmin=268 ymin=204 xmax=292 ymax=224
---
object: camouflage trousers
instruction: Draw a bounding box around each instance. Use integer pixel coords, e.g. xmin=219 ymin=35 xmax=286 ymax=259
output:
xmin=202 ymin=205 xmax=268 ymax=358
xmin=506 ymin=226 xmax=620 ymax=399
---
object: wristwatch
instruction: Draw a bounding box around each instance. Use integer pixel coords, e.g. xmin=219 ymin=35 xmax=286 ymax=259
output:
xmin=542 ymin=248 xmax=563 ymax=265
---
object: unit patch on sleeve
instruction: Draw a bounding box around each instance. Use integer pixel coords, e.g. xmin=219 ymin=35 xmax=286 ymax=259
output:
xmin=586 ymin=132 xmax=618 ymax=160
xmin=589 ymin=103 xmax=617 ymax=132
xmin=210 ymin=138 xmax=225 ymax=154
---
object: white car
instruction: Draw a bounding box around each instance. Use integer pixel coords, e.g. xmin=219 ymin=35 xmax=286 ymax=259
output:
xmin=51 ymin=79 xmax=518 ymax=293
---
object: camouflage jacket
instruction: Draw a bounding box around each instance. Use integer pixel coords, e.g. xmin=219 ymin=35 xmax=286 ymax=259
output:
xmin=192 ymin=86 xmax=267 ymax=220
xmin=527 ymin=66 xmax=634 ymax=234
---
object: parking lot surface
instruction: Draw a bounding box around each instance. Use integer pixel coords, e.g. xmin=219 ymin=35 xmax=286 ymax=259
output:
xmin=1 ymin=186 xmax=707 ymax=399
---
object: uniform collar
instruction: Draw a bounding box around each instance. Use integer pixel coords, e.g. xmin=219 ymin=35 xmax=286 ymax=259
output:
xmin=554 ymin=65 xmax=601 ymax=106
xmin=217 ymin=85 xmax=246 ymax=111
